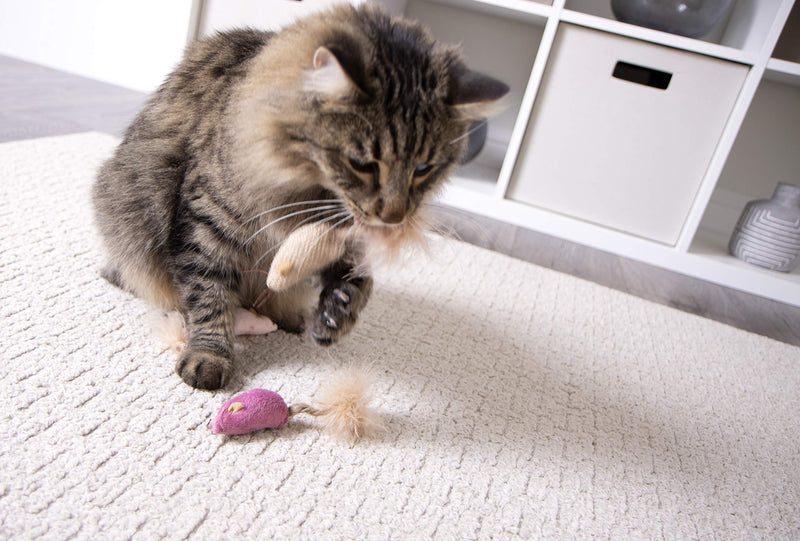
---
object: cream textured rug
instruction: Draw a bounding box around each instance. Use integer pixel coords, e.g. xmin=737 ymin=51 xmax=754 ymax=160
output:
xmin=2 ymin=132 xmax=799 ymax=540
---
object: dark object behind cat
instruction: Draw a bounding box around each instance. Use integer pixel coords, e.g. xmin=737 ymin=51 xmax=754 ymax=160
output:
xmin=92 ymin=3 xmax=508 ymax=390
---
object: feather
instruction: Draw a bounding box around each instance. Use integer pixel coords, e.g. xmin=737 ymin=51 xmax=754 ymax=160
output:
xmin=291 ymin=366 xmax=383 ymax=442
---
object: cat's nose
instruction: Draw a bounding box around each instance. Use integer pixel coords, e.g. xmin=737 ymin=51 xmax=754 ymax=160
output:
xmin=376 ymin=198 xmax=406 ymax=224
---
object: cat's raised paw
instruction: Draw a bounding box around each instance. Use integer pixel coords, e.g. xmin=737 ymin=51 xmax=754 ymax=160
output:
xmin=311 ymin=284 xmax=363 ymax=346
xmin=176 ymin=348 xmax=231 ymax=390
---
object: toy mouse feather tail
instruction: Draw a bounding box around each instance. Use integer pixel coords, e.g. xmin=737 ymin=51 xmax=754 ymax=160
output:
xmin=289 ymin=367 xmax=383 ymax=442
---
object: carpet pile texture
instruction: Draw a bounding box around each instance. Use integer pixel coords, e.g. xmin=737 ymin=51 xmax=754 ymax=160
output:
xmin=1 ymin=133 xmax=798 ymax=539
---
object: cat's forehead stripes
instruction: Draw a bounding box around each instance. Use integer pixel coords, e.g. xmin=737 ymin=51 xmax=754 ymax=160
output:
xmin=371 ymin=136 xmax=382 ymax=162
xmin=368 ymin=102 xmax=440 ymax=167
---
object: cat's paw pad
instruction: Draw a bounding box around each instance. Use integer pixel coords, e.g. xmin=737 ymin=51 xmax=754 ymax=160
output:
xmin=311 ymin=284 xmax=360 ymax=346
xmin=175 ymin=349 xmax=231 ymax=390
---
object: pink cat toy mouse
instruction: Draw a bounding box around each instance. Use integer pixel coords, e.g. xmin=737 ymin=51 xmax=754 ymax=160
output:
xmin=211 ymin=389 xmax=289 ymax=435
xmin=209 ymin=368 xmax=382 ymax=442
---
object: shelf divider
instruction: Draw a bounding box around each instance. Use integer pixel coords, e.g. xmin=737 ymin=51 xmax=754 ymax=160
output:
xmin=766 ymin=57 xmax=800 ymax=85
xmin=493 ymin=0 xmax=564 ymax=201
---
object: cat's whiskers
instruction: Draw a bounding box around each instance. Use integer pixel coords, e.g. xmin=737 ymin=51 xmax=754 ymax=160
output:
xmin=446 ymin=119 xmax=487 ymax=146
xmin=243 ymin=199 xmax=344 ymax=226
xmin=407 ymin=214 xmax=429 ymax=236
xmin=420 ymin=201 xmax=492 ymax=246
xmin=412 ymin=205 xmax=453 ymax=238
xmin=245 ymin=204 xmax=344 ymax=245
xmin=244 ymin=211 xmax=353 ymax=309
xmin=252 ymin=209 xmax=353 ymax=267
xmin=248 ymin=208 xmax=349 ymax=267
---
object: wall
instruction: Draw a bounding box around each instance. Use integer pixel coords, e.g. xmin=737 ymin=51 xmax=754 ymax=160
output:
xmin=0 ymin=0 xmax=194 ymax=92
xmin=199 ymin=0 xmax=342 ymax=36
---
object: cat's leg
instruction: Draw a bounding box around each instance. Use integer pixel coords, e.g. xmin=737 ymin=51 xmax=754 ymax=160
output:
xmin=173 ymin=269 xmax=237 ymax=390
xmin=311 ymin=259 xmax=373 ymax=345
xmin=100 ymin=259 xmax=180 ymax=310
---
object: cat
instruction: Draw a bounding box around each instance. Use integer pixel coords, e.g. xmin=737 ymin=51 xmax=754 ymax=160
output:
xmin=92 ymin=3 xmax=508 ymax=390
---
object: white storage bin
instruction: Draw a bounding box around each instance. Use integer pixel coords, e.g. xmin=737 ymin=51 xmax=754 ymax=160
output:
xmin=506 ymin=23 xmax=748 ymax=245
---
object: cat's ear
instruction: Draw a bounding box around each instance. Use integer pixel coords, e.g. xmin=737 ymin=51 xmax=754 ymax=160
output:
xmin=448 ymin=66 xmax=510 ymax=120
xmin=303 ymin=47 xmax=359 ymax=98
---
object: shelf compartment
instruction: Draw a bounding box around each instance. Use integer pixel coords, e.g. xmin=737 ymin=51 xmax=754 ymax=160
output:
xmin=768 ymin=4 xmax=800 ymax=85
xmin=451 ymin=137 xmax=507 ymax=195
xmin=700 ymin=77 xmax=800 ymax=220
xmin=691 ymin=76 xmax=800 ymax=294
xmin=391 ymin=0 xmax=545 ymax=189
xmin=772 ymin=0 xmax=800 ymax=64
xmin=562 ymin=0 xmax=788 ymax=61
xmin=506 ymin=23 xmax=749 ymax=246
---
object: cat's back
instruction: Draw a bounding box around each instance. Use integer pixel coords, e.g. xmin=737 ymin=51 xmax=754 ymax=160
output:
xmin=166 ymin=28 xmax=273 ymax=96
xmin=124 ymin=28 xmax=274 ymax=141
xmin=92 ymin=28 xmax=275 ymax=295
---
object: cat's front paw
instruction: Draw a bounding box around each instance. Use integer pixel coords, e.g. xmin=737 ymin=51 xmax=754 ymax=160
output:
xmin=311 ymin=283 xmax=364 ymax=346
xmin=175 ymin=348 xmax=231 ymax=390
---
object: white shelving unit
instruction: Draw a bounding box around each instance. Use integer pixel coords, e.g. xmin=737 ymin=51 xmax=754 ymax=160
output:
xmin=200 ymin=0 xmax=800 ymax=307
xmin=376 ymin=0 xmax=800 ymax=307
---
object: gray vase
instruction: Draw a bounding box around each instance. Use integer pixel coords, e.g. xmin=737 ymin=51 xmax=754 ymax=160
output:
xmin=611 ymin=0 xmax=733 ymax=38
xmin=460 ymin=120 xmax=488 ymax=164
xmin=729 ymin=183 xmax=800 ymax=273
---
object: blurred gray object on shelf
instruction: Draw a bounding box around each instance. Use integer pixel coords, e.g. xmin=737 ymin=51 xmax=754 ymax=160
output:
xmin=611 ymin=0 xmax=733 ymax=38
xmin=461 ymin=120 xmax=488 ymax=164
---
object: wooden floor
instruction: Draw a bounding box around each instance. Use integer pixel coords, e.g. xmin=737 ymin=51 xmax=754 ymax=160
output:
xmin=2 ymin=54 xmax=798 ymax=346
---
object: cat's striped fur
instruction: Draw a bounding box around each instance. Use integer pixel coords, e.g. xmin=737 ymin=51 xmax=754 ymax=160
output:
xmin=92 ymin=3 xmax=508 ymax=389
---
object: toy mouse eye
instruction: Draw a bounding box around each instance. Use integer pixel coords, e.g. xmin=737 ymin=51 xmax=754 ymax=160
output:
xmin=413 ymin=164 xmax=433 ymax=178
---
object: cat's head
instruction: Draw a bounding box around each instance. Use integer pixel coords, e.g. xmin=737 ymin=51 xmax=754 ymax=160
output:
xmin=239 ymin=4 xmax=508 ymax=245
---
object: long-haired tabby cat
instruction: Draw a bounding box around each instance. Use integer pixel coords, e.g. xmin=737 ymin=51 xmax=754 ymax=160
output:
xmin=93 ymin=3 xmax=508 ymax=390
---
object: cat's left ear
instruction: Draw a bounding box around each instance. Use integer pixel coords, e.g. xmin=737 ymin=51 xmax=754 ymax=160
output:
xmin=303 ymin=47 xmax=359 ymax=99
xmin=448 ymin=66 xmax=510 ymax=120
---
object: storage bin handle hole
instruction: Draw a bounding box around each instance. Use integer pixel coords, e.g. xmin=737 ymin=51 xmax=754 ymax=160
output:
xmin=612 ymin=61 xmax=672 ymax=90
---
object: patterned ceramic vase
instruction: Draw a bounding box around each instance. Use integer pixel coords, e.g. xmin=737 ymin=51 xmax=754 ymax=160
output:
xmin=729 ymin=183 xmax=800 ymax=273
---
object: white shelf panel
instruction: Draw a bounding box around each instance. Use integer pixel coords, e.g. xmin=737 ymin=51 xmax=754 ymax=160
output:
xmin=446 ymin=174 xmax=496 ymax=196
xmin=560 ymin=9 xmax=759 ymax=65
xmin=689 ymin=230 xmax=800 ymax=305
xmin=418 ymin=0 xmax=553 ymax=22
xmin=766 ymin=58 xmax=800 ymax=85
xmin=436 ymin=188 xmax=800 ymax=306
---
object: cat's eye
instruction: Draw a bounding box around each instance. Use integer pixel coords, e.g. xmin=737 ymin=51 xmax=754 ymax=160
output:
xmin=348 ymin=158 xmax=380 ymax=187
xmin=349 ymin=158 xmax=377 ymax=174
xmin=413 ymin=164 xmax=433 ymax=178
